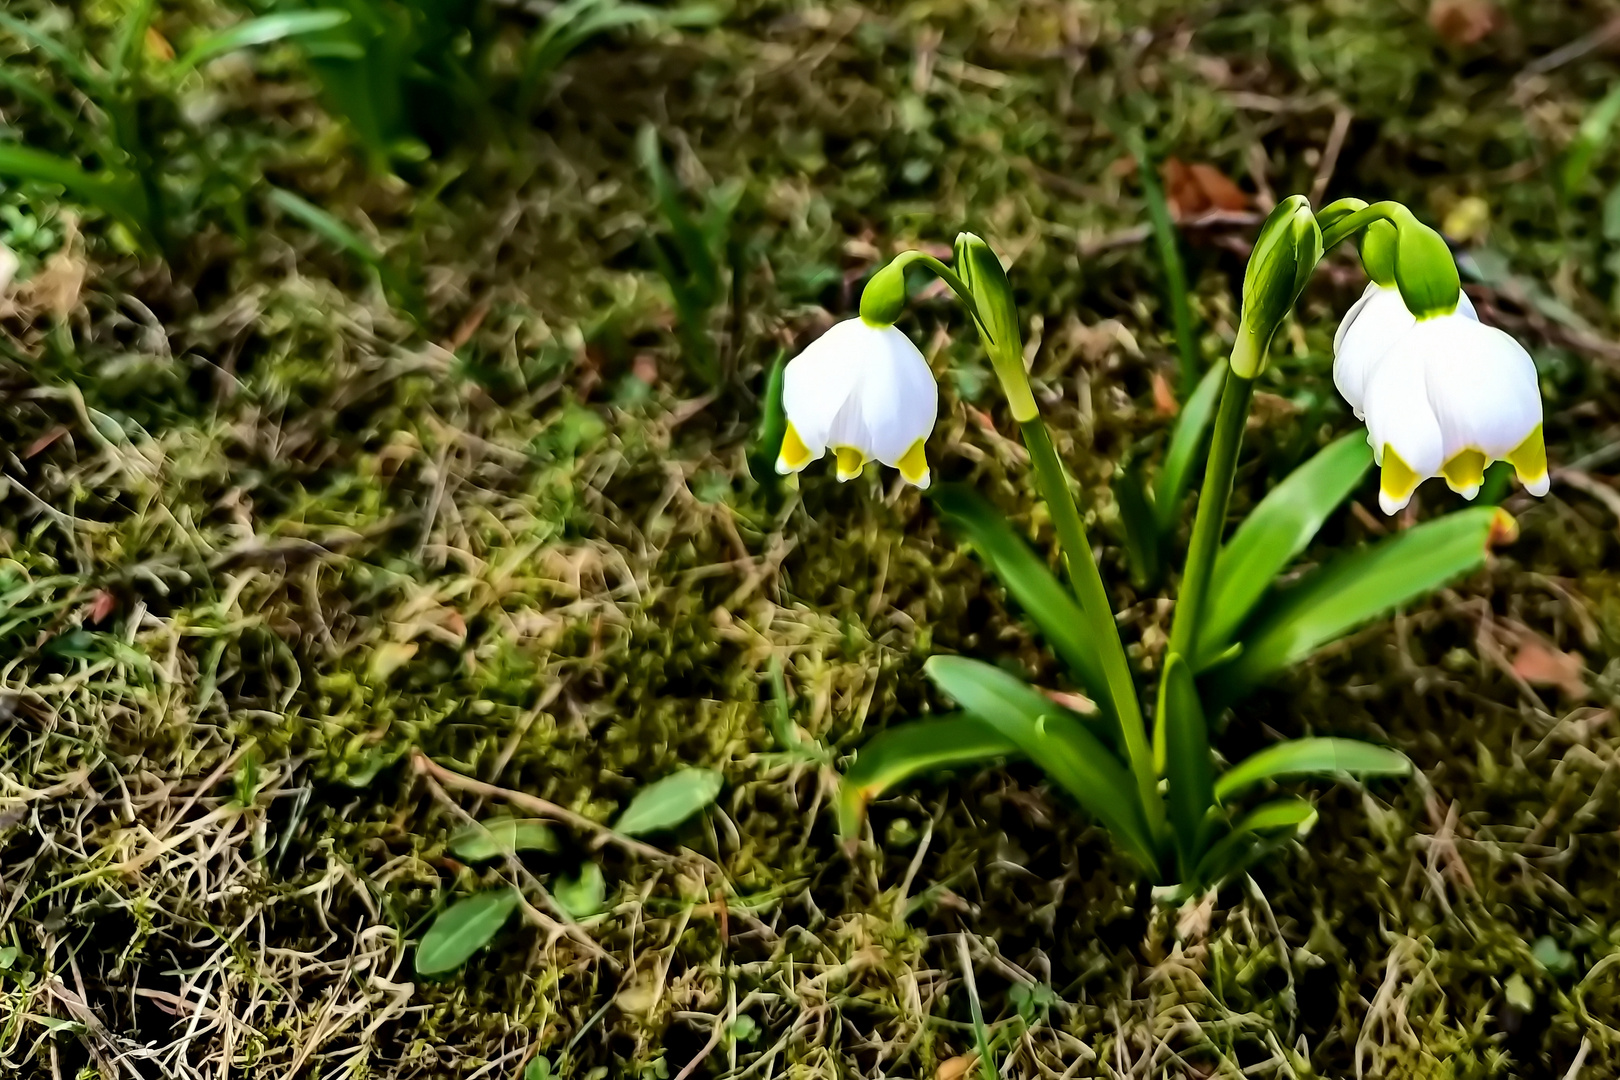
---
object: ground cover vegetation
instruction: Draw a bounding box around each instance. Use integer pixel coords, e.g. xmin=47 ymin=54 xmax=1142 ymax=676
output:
xmin=4 ymin=0 xmax=1620 ymax=1076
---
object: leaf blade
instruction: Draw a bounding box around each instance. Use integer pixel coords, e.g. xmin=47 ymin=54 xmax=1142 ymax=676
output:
xmin=836 ymin=713 xmax=1022 ymax=839
xmin=175 ymin=10 xmax=352 ymax=72
xmin=448 ymin=818 xmax=560 ymax=862
xmin=1214 ymin=737 xmax=1411 ymax=805
xmin=415 ymin=889 xmax=521 ymax=976
xmin=1154 ymin=359 xmax=1226 ymax=536
xmin=1159 ymin=654 xmax=1213 ymax=881
xmin=931 ymin=484 xmax=1109 ymax=711
xmin=1196 ymin=432 xmax=1374 ymax=662
xmin=1210 ymin=505 xmax=1501 ymax=699
xmin=924 ymin=656 xmax=1156 ymax=867
xmin=614 ymin=768 xmax=723 ymax=836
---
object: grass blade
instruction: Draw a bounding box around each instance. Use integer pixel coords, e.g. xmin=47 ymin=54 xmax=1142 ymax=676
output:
xmin=0 ymin=145 xmax=146 ymax=235
xmin=836 ymin=713 xmax=1022 ymax=839
xmin=1158 ymin=654 xmax=1212 ymax=881
xmin=1563 ymin=84 xmax=1620 ymax=195
xmin=924 ymin=656 xmax=1156 ymax=867
xmin=746 ymin=353 xmax=788 ymax=488
xmin=1195 ymin=432 xmax=1373 ymax=664
xmin=1154 ymin=359 xmax=1225 ymax=537
xmin=1193 ymin=797 xmax=1317 ymax=887
xmin=1214 ymin=737 xmax=1410 ymax=805
xmin=931 ymin=484 xmax=1110 ymax=713
xmin=415 ymin=888 xmax=521 ymax=976
xmin=0 ymin=11 xmax=105 ymax=92
xmin=1210 ymin=505 xmax=1502 ymax=699
xmin=175 ymin=10 xmax=352 ymax=73
xmin=267 ymin=186 xmax=419 ymax=314
xmin=1112 ymin=460 xmax=1160 ymax=588
xmin=1127 ymin=129 xmax=1197 ymax=395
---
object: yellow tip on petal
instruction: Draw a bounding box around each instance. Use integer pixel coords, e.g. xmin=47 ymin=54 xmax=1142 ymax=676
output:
xmin=896 ymin=439 xmax=931 ymax=489
xmin=1506 ymin=424 xmax=1549 ymax=497
xmin=776 ymin=422 xmax=815 ymax=475
xmin=1379 ymin=444 xmax=1421 ymax=515
xmin=834 ymin=445 xmax=867 ymax=482
xmin=1441 ymin=448 xmax=1487 ymax=500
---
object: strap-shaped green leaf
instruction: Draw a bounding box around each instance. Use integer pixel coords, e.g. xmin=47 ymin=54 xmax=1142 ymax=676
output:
xmin=1158 ymin=654 xmax=1213 ymax=881
xmin=1154 ymin=360 xmax=1227 ymax=536
xmin=1214 ymin=737 xmax=1411 ymax=804
xmin=1192 ymin=797 xmax=1317 ymax=887
xmin=175 ymin=10 xmax=352 ymax=72
xmin=836 ymin=714 xmax=1021 ymax=839
xmin=0 ymin=146 xmax=146 ymax=235
xmin=1196 ymin=433 xmax=1373 ymax=663
xmin=1113 ymin=461 xmax=1161 ymax=588
xmin=1209 ymin=505 xmax=1500 ymax=699
xmin=932 ymin=484 xmax=1109 ymax=712
xmin=924 ymin=656 xmax=1157 ymax=867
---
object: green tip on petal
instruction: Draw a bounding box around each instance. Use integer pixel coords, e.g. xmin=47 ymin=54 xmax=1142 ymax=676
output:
xmin=1391 ymin=208 xmax=1461 ymax=318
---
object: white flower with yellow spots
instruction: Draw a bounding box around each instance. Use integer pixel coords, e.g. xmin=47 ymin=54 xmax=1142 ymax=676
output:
xmin=1333 ymin=283 xmax=1547 ymax=513
xmin=776 ymin=317 xmax=937 ymax=488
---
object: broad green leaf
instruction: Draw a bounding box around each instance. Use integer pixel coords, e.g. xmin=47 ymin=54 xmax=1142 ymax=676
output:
xmin=836 ymin=713 xmax=1022 ymax=838
xmin=924 ymin=656 xmax=1155 ymax=866
xmin=449 ymin=818 xmax=560 ymax=862
xmin=1196 ymin=433 xmax=1373 ymax=663
xmin=1154 ymin=359 xmax=1226 ymax=536
xmin=614 ymin=768 xmax=723 ymax=836
xmin=415 ymin=889 xmax=521 ymax=976
xmin=1113 ymin=461 xmax=1160 ymax=588
xmin=1214 ymin=737 xmax=1411 ymax=805
xmin=554 ymin=863 xmax=607 ymax=919
xmin=1159 ymin=654 xmax=1213 ymax=880
xmin=1210 ymin=505 xmax=1501 ymax=699
xmin=175 ymin=10 xmax=351 ymax=72
xmin=931 ymin=484 xmax=1109 ymax=710
xmin=1193 ymin=797 xmax=1317 ymax=887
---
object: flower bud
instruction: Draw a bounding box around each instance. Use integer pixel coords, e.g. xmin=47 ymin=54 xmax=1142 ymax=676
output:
xmin=859 ymin=259 xmax=909 ymax=327
xmin=1234 ymin=195 xmax=1322 ymax=377
xmin=1360 ymin=219 xmax=1397 ymax=288
xmin=955 ymin=232 xmax=1037 ymax=421
xmin=1392 ymin=212 xmax=1461 ymax=319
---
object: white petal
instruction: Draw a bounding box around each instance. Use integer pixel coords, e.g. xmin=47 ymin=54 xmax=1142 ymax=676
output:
xmin=1362 ymin=332 xmax=1444 ymax=483
xmin=1333 ymin=284 xmax=1476 ymax=417
xmin=1420 ymin=316 xmax=1541 ymax=460
xmin=856 ymin=329 xmax=938 ymax=465
xmin=782 ymin=319 xmax=879 ymax=456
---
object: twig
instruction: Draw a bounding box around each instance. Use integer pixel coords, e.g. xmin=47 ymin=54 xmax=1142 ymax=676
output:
xmin=1518 ymin=17 xmax=1620 ymax=81
xmin=1310 ymin=107 xmax=1354 ymax=204
xmin=672 ymin=1014 xmax=725 ymax=1080
xmin=411 ymin=751 xmax=696 ymax=867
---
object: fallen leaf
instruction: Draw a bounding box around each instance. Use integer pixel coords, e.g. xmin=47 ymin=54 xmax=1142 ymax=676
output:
xmin=937 ymin=1055 xmax=978 ymax=1080
xmin=1151 ymin=371 xmax=1179 ymax=417
xmin=1511 ymin=641 xmax=1588 ymax=699
xmin=1429 ymin=0 xmax=1499 ymax=46
xmin=25 ymin=426 xmax=68 ymax=458
xmin=88 ymin=591 xmax=116 ymax=625
xmin=1162 ymin=158 xmax=1249 ymax=219
xmin=1487 ymin=508 xmax=1520 ymax=548
xmin=1040 ymin=688 xmax=1098 ymax=715
xmin=145 ymin=26 xmax=175 ymax=62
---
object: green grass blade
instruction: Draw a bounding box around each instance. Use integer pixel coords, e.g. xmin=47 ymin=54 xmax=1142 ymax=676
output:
xmin=0 ymin=11 xmax=104 ymax=91
xmin=836 ymin=714 xmax=1022 ymax=839
xmin=1195 ymin=432 xmax=1373 ymax=664
xmin=1210 ymin=505 xmax=1500 ymax=699
xmin=1112 ymin=460 xmax=1160 ymax=589
xmin=0 ymin=145 xmax=146 ymax=234
xmin=267 ymin=186 xmax=419 ymax=315
xmin=1562 ymin=84 xmax=1620 ymax=195
xmin=1159 ymin=654 xmax=1212 ymax=881
xmin=931 ymin=484 xmax=1110 ymax=713
xmin=1154 ymin=359 xmax=1225 ymax=537
xmin=1127 ymin=129 xmax=1197 ymax=395
xmin=0 ymin=68 xmax=105 ymax=151
xmin=110 ymin=0 xmax=157 ymax=87
xmin=1192 ymin=797 xmax=1316 ymax=887
xmin=175 ymin=10 xmax=352 ymax=73
xmin=924 ymin=656 xmax=1156 ymax=867
xmin=747 ymin=353 xmax=788 ymax=487
xmin=1214 ymin=737 xmax=1410 ymax=805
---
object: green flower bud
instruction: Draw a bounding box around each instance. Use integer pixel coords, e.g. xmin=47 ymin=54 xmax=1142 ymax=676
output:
xmin=1360 ymin=218 xmax=1397 ymax=287
xmin=954 ymin=231 xmax=1037 ymax=421
xmin=1391 ymin=211 xmax=1461 ymax=319
xmin=859 ymin=259 xmax=909 ymax=326
xmin=1234 ymin=195 xmax=1322 ymax=377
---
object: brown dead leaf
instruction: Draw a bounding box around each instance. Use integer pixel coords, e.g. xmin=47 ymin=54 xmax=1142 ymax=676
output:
xmin=937 ymin=1055 xmax=978 ymax=1080
xmin=145 ymin=26 xmax=175 ymax=62
xmin=1162 ymin=158 xmax=1249 ymax=220
xmin=1041 ymin=687 xmax=1098 ymax=715
xmin=1429 ymin=0 xmax=1499 ymax=46
xmin=1487 ymin=508 xmax=1520 ymax=548
xmin=1511 ymin=641 xmax=1588 ymax=700
xmin=88 ymin=591 xmax=116 ymax=625
xmin=1151 ymin=371 xmax=1179 ymax=417
xmin=20 ymin=246 xmax=88 ymax=320
xmin=24 ymin=426 xmax=68 ymax=458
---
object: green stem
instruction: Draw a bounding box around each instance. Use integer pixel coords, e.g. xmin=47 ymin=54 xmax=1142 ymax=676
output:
xmin=1160 ymin=368 xmax=1256 ymax=759
xmin=1021 ymin=418 xmax=1165 ymax=843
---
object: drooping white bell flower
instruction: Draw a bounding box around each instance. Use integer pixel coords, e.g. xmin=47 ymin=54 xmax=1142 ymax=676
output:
xmin=776 ymin=317 xmax=938 ymax=488
xmin=1353 ymin=311 xmax=1547 ymax=513
xmin=1333 ymin=281 xmax=1476 ymax=419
